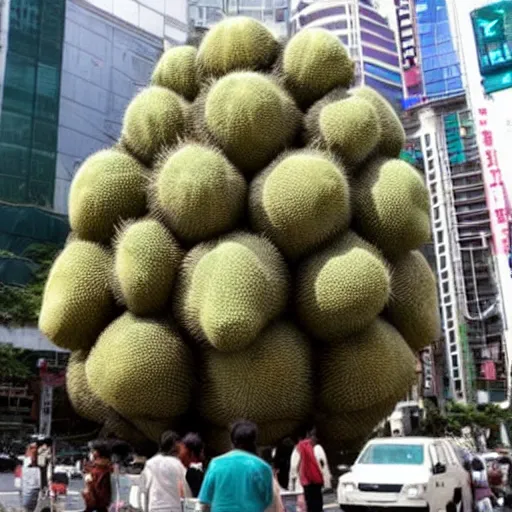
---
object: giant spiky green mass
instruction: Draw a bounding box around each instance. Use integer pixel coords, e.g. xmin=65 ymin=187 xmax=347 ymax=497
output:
xmin=41 ymin=16 xmax=440 ymax=452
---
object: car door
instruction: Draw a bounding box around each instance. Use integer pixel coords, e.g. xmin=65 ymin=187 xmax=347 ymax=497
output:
xmin=442 ymin=439 xmax=472 ymax=511
xmin=426 ymin=442 xmax=452 ymax=511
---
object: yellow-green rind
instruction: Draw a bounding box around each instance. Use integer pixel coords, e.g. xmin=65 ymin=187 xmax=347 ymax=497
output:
xmin=68 ymin=150 xmax=147 ymax=243
xmin=151 ymin=143 xmax=247 ymax=243
xmin=173 ymin=232 xmax=289 ymax=352
xmin=39 ymin=241 xmax=114 ymax=351
xmin=283 ymin=28 xmax=354 ymax=108
xmin=297 ymin=231 xmax=390 ymax=342
xmin=249 ymin=150 xmax=351 ymax=260
xmin=352 ymin=157 xmax=431 ymax=260
xmin=196 ymin=17 xmax=280 ymax=79
xmin=387 ymin=251 xmax=441 ymax=351
xmin=151 ymin=46 xmax=199 ymax=101
xmin=199 ymin=321 xmax=313 ymax=430
xmin=121 ymin=86 xmax=187 ymax=165
xmin=113 ymin=218 xmax=183 ymax=316
xmin=86 ymin=313 xmax=193 ymax=419
xmin=352 ymin=86 xmax=405 ymax=158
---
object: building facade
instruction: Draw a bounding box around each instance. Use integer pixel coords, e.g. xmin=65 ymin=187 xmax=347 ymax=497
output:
xmin=0 ymin=0 xmax=188 ymax=213
xmin=291 ymin=0 xmax=403 ymax=107
xmin=400 ymin=0 xmax=509 ymax=404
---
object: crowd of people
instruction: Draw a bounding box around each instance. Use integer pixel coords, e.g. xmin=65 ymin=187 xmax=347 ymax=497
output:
xmin=78 ymin=420 xmax=331 ymax=512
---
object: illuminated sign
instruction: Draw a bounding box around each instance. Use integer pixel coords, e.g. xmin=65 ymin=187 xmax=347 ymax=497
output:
xmin=476 ymin=107 xmax=510 ymax=255
xmin=471 ymin=0 xmax=512 ymax=94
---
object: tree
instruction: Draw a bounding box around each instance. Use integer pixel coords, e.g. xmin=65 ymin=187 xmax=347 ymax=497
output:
xmin=0 ymin=345 xmax=33 ymax=381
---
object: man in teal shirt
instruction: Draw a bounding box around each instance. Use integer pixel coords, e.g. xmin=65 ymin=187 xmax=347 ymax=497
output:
xmin=198 ymin=420 xmax=273 ymax=512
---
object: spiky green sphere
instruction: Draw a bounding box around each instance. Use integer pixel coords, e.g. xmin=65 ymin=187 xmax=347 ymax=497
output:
xmin=297 ymin=232 xmax=390 ymax=342
xmin=39 ymin=241 xmax=114 ymax=351
xmin=352 ymin=86 xmax=405 ymax=158
xmin=308 ymin=96 xmax=382 ymax=166
xmin=86 ymin=312 xmax=192 ymax=420
xmin=249 ymin=150 xmax=351 ymax=259
xmin=318 ymin=319 xmax=417 ymax=414
xmin=113 ymin=219 xmax=183 ymax=315
xmin=40 ymin=16 xmax=437 ymax=453
xmin=387 ymin=251 xmax=441 ymax=351
xmin=151 ymin=144 xmax=247 ymax=243
xmin=283 ymin=28 xmax=354 ymax=108
xmin=68 ymin=149 xmax=147 ymax=243
xmin=174 ymin=233 xmax=288 ymax=352
xmin=353 ymin=157 xmax=431 ymax=259
xmin=198 ymin=72 xmax=301 ymax=174
xmin=196 ymin=17 xmax=279 ymax=79
xmin=121 ymin=86 xmax=187 ymax=165
xmin=199 ymin=321 xmax=313 ymax=439
xmin=151 ymin=46 xmax=199 ymax=101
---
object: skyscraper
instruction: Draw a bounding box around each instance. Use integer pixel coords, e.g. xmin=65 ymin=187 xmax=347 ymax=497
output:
xmin=292 ymin=0 xmax=403 ymax=107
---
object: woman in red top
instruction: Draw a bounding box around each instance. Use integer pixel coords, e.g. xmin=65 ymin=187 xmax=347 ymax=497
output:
xmin=296 ymin=430 xmax=324 ymax=512
xmin=82 ymin=441 xmax=113 ymax=512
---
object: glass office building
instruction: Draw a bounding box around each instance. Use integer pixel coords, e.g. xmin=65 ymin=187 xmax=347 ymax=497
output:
xmin=292 ymin=0 xmax=403 ymax=108
xmin=414 ymin=0 xmax=464 ymax=100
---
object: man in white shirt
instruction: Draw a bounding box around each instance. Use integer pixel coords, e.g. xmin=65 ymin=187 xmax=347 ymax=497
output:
xmin=139 ymin=431 xmax=192 ymax=512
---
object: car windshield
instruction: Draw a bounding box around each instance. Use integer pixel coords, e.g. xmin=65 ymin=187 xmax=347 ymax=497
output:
xmin=358 ymin=444 xmax=425 ymax=465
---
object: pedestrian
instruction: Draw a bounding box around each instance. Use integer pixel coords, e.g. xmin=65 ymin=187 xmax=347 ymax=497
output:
xmin=272 ymin=438 xmax=294 ymax=490
xmin=289 ymin=429 xmax=324 ymax=512
xmin=82 ymin=441 xmax=113 ymax=512
xmin=177 ymin=433 xmax=205 ymax=498
xmin=198 ymin=419 xmax=274 ymax=512
xmin=471 ymin=456 xmax=494 ymax=512
xmin=139 ymin=431 xmax=191 ymax=512
xmin=21 ymin=442 xmax=41 ymax=512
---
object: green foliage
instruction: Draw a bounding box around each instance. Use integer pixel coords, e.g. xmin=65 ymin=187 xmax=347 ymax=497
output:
xmin=0 ymin=243 xmax=60 ymax=326
xmin=0 ymin=344 xmax=33 ymax=380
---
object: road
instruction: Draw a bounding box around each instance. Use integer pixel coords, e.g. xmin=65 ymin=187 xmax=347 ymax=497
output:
xmin=0 ymin=473 xmax=339 ymax=510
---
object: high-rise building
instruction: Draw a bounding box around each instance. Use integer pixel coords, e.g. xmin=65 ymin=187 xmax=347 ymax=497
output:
xmin=400 ymin=0 xmax=509 ymax=404
xmin=189 ymin=0 xmax=291 ymax=37
xmin=291 ymin=0 xmax=403 ymax=107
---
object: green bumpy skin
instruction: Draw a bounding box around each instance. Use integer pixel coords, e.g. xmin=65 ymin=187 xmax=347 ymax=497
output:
xmin=151 ymin=143 xmax=247 ymax=243
xmin=86 ymin=312 xmax=192 ymax=420
xmin=173 ymin=233 xmax=289 ymax=352
xmin=113 ymin=219 xmax=183 ymax=316
xmin=39 ymin=241 xmax=114 ymax=351
xmin=121 ymin=86 xmax=187 ymax=165
xmin=151 ymin=46 xmax=199 ymax=101
xmin=68 ymin=149 xmax=147 ymax=243
xmin=199 ymin=72 xmax=301 ymax=175
xmin=387 ymin=250 xmax=441 ymax=351
xmin=297 ymin=231 xmax=390 ymax=342
xmin=199 ymin=321 xmax=313 ymax=439
xmin=318 ymin=318 xmax=417 ymax=415
xmin=249 ymin=150 xmax=351 ymax=260
xmin=196 ymin=17 xmax=279 ymax=79
xmin=283 ymin=28 xmax=355 ymax=108
xmin=314 ymin=96 xmax=382 ymax=166
xmin=352 ymin=86 xmax=406 ymax=158
xmin=353 ymin=157 xmax=431 ymax=260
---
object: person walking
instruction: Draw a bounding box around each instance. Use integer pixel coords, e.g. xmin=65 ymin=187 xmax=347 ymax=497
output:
xmin=139 ymin=431 xmax=191 ymax=512
xmin=198 ymin=420 xmax=273 ymax=512
xmin=471 ymin=456 xmax=495 ymax=512
xmin=290 ymin=430 xmax=324 ymax=512
xmin=177 ymin=433 xmax=205 ymax=498
xmin=21 ymin=442 xmax=41 ymax=512
xmin=82 ymin=441 xmax=113 ymax=512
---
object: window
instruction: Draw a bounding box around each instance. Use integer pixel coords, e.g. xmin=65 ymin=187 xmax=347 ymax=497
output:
xmin=358 ymin=444 xmax=425 ymax=465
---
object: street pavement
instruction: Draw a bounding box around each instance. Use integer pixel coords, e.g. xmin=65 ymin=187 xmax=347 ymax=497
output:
xmin=0 ymin=473 xmax=339 ymax=511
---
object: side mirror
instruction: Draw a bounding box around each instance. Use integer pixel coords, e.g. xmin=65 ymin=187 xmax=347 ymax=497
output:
xmin=433 ymin=462 xmax=447 ymax=475
xmin=337 ymin=464 xmax=351 ymax=475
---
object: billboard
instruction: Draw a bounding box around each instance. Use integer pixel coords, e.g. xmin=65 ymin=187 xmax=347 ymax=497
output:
xmin=471 ymin=0 xmax=512 ymax=93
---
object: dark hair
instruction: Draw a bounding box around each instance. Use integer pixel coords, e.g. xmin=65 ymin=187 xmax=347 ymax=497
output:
xmin=230 ymin=420 xmax=258 ymax=454
xmin=182 ymin=433 xmax=204 ymax=458
xmin=471 ymin=457 xmax=485 ymax=472
xmin=160 ymin=431 xmax=180 ymax=455
xmin=90 ymin=441 xmax=111 ymax=460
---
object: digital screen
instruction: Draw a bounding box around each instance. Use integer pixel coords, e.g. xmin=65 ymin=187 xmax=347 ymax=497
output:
xmin=471 ymin=1 xmax=512 ymax=93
